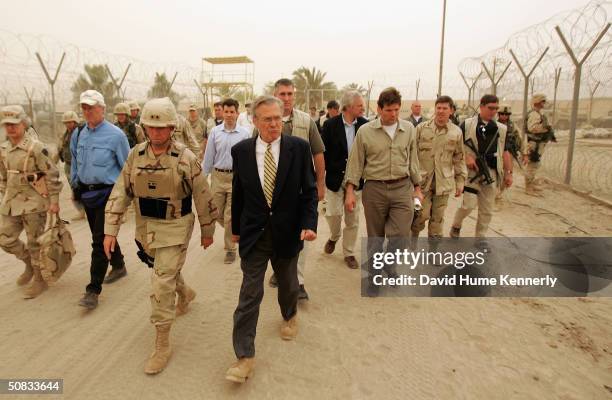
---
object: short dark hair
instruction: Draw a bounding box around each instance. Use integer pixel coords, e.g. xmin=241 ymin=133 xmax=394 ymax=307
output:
xmin=222 ymin=98 xmax=239 ymax=110
xmin=377 ymin=87 xmax=402 ymax=108
xmin=213 ymin=101 xmax=223 ymax=108
xmin=274 ymin=78 xmax=294 ymax=89
xmin=480 ymin=94 xmax=499 ymax=106
xmin=326 ymin=100 xmax=340 ymax=110
xmin=435 ymin=95 xmax=454 ymax=107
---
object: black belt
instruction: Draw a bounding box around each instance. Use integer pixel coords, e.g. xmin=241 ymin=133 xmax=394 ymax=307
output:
xmin=79 ymin=183 xmax=113 ymax=192
xmin=214 ymin=168 xmax=233 ymax=173
xmin=376 ymin=176 xmax=409 ymax=185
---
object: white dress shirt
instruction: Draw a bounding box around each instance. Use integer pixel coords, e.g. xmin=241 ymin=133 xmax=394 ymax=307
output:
xmin=255 ymin=135 xmax=281 ymax=192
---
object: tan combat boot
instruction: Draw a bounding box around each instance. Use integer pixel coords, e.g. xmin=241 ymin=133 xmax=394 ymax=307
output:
xmin=176 ymin=286 xmax=196 ymax=317
xmin=23 ymin=265 xmax=48 ymax=299
xmin=280 ymin=315 xmax=298 ymax=340
xmin=144 ymin=324 xmax=172 ymax=375
xmin=16 ymin=256 xmax=33 ymax=286
xmin=225 ymin=357 xmax=255 ymax=383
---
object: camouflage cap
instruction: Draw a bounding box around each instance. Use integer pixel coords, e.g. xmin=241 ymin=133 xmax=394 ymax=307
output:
xmin=1 ymin=105 xmax=27 ymax=125
xmin=128 ymin=100 xmax=140 ymax=111
xmin=62 ymin=111 xmax=80 ymax=123
xmin=532 ymin=94 xmax=547 ymax=105
xmin=188 ymin=104 xmax=198 ymax=111
xmin=499 ymin=104 xmax=512 ymax=114
xmin=141 ymin=98 xmax=178 ymax=128
xmin=113 ymin=102 xmax=130 ymax=115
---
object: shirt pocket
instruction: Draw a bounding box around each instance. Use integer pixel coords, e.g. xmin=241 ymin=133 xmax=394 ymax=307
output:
xmin=92 ymin=146 xmax=113 ymax=167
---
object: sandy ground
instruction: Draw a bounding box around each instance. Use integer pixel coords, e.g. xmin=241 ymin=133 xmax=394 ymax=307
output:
xmin=1 ymin=175 xmax=612 ymax=400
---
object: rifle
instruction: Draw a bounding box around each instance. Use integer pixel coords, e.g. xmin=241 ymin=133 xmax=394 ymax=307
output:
xmin=464 ymin=130 xmax=499 ymax=185
xmin=506 ymin=130 xmax=525 ymax=170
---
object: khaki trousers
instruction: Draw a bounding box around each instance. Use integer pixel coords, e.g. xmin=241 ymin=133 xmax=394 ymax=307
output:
xmin=211 ymin=169 xmax=235 ymax=252
xmin=452 ymin=167 xmax=497 ymax=238
xmin=325 ymin=185 xmax=360 ymax=257
xmin=149 ymin=214 xmax=194 ymax=325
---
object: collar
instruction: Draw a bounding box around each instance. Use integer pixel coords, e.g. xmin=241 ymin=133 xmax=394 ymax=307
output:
xmin=145 ymin=141 xmax=178 ymax=159
xmin=221 ymin=122 xmax=240 ymax=133
xmin=372 ymin=118 xmax=404 ymax=132
xmin=86 ymin=119 xmax=107 ymax=131
xmin=342 ymin=113 xmax=357 ymax=127
xmin=256 ymin=134 xmax=281 ymax=148
xmin=8 ymin=136 xmax=31 ymax=151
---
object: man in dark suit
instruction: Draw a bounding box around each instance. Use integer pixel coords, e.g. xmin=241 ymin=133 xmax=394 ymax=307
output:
xmin=225 ymin=95 xmax=318 ymax=383
xmin=408 ymin=101 xmax=428 ymax=127
xmin=321 ymin=91 xmax=368 ymax=269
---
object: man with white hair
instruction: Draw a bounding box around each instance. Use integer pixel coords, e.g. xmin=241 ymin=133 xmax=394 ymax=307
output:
xmin=320 ymin=91 xmax=368 ymax=269
xmin=71 ymin=90 xmax=130 ymax=310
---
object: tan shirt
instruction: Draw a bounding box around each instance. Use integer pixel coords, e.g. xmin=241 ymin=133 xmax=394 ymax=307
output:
xmin=0 ymin=136 xmax=62 ymax=216
xmin=188 ymin=117 xmax=208 ymax=143
xmin=526 ymin=110 xmax=549 ymax=135
xmin=345 ymin=118 xmax=421 ymax=186
xmin=104 ymin=141 xmax=217 ymax=243
xmin=415 ymin=119 xmax=466 ymax=195
xmin=172 ymin=115 xmax=201 ymax=156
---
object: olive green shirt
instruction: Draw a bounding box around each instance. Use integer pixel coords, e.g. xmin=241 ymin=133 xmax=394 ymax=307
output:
xmin=253 ymin=108 xmax=325 ymax=155
xmin=345 ymin=119 xmax=421 ymax=187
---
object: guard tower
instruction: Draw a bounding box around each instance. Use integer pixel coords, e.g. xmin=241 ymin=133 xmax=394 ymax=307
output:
xmin=200 ymin=56 xmax=254 ymax=109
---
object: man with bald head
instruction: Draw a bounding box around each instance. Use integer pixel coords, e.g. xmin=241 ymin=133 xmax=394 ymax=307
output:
xmin=408 ymin=101 xmax=428 ymax=127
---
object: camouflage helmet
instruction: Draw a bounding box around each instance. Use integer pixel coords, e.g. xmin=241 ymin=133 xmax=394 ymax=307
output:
xmin=499 ymin=104 xmax=512 ymax=114
xmin=62 ymin=111 xmax=79 ymax=123
xmin=188 ymin=103 xmax=198 ymax=111
xmin=140 ymin=98 xmax=178 ymax=128
xmin=532 ymin=93 xmax=547 ymax=105
xmin=128 ymin=100 xmax=140 ymax=111
xmin=113 ymin=102 xmax=130 ymax=115
xmin=1 ymin=105 xmax=27 ymax=125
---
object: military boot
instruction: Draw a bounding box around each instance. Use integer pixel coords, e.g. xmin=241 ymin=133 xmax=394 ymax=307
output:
xmin=23 ymin=264 xmax=47 ymax=299
xmin=176 ymin=286 xmax=196 ymax=317
xmin=16 ymin=256 xmax=34 ymax=286
xmin=144 ymin=324 xmax=172 ymax=375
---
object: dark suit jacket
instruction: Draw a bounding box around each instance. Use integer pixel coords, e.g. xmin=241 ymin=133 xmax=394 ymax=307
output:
xmin=231 ymin=134 xmax=318 ymax=259
xmin=321 ymin=114 xmax=368 ymax=192
xmin=408 ymin=115 xmax=427 ymax=127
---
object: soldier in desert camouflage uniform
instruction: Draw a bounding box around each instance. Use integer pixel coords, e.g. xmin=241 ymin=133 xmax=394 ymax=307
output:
xmin=0 ymin=105 xmax=62 ymax=298
xmin=103 ymin=97 xmax=217 ymax=375
xmin=411 ymin=96 xmax=466 ymax=241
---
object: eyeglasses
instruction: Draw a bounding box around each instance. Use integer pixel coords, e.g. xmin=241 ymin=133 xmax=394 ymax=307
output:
xmin=260 ymin=116 xmax=282 ymax=125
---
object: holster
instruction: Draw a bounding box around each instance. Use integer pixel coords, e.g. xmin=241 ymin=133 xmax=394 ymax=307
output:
xmin=135 ymin=240 xmax=155 ymax=268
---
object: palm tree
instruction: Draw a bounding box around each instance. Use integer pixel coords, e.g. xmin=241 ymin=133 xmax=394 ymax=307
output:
xmin=340 ymin=83 xmax=367 ymax=97
xmin=291 ymin=66 xmax=337 ymax=110
xmin=147 ymin=72 xmax=181 ymax=106
xmin=70 ymin=64 xmax=119 ymax=108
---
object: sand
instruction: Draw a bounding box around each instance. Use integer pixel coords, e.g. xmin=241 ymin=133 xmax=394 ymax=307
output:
xmin=0 ymin=177 xmax=611 ymax=400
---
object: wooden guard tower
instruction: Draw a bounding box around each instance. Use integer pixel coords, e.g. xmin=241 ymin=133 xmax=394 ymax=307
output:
xmin=200 ymin=56 xmax=255 ymax=109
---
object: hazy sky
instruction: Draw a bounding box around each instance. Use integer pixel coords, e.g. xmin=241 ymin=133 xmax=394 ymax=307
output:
xmin=0 ymin=0 xmax=591 ymax=98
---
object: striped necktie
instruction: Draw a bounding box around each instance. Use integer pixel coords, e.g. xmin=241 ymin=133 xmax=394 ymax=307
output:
xmin=263 ymin=143 xmax=276 ymax=207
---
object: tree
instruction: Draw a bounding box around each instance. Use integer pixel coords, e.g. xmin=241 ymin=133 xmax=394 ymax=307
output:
xmin=70 ymin=64 xmax=119 ymax=109
xmin=291 ymin=66 xmax=337 ymax=110
xmin=340 ymin=83 xmax=367 ymax=97
xmin=147 ymin=72 xmax=181 ymax=106
xmin=263 ymin=81 xmax=276 ymax=96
